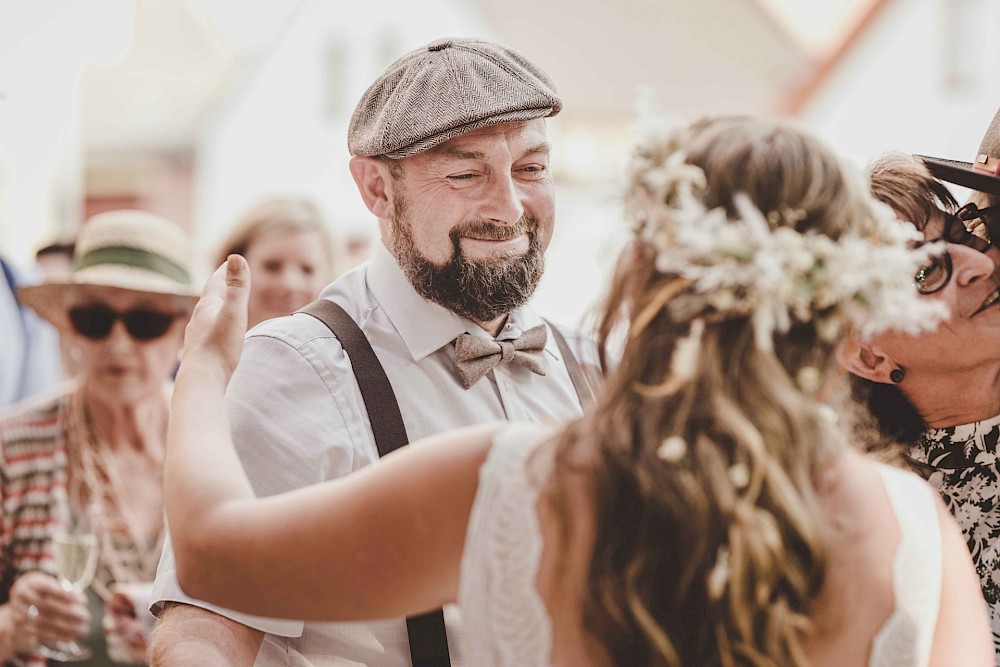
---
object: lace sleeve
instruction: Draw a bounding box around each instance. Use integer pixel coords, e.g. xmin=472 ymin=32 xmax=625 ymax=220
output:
xmin=868 ymin=463 xmax=943 ymax=667
xmin=458 ymin=423 xmax=555 ymax=667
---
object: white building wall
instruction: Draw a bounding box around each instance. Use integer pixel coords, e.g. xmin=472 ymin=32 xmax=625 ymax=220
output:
xmin=193 ymin=0 xmax=495 ymax=270
xmin=799 ymin=0 xmax=1000 ymax=178
xmin=0 ymin=0 xmax=134 ymax=269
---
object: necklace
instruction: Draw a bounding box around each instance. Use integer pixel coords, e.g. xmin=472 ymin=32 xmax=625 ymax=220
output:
xmin=65 ymin=386 xmax=166 ymax=601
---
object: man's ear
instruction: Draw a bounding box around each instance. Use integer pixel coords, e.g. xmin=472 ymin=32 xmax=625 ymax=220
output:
xmin=836 ymin=337 xmax=898 ymax=384
xmin=349 ymin=156 xmax=394 ymax=219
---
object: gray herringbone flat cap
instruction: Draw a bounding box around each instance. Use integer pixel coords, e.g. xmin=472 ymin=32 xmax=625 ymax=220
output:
xmin=348 ymin=37 xmax=562 ymax=159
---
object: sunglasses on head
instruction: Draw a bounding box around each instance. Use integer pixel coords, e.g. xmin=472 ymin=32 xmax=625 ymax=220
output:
xmin=68 ymin=305 xmax=179 ymax=341
xmin=939 ymin=209 xmax=993 ymax=254
xmin=956 ymin=202 xmax=1000 ymax=248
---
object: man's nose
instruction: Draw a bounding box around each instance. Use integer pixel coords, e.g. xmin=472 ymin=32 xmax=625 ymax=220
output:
xmin=479 ymin=173 xmax=525 ymax=224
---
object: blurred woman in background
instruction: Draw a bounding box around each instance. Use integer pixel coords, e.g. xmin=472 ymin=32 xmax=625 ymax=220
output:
xmin=213 ymin=197 xmax=335 ymax=330
xmin=0 ymin=210 xmax=197 ymax=666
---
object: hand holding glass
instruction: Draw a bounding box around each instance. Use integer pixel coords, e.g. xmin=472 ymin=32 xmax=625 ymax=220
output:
xmin=38 ymin=504 xmax=99 ymax=662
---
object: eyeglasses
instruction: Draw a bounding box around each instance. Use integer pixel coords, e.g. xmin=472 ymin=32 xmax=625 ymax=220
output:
xmin=68 ymin=305 xmax=179 ymax=341
xmin=912 ymin=209 xmax=997 ymax=295
xmin=914 ymin=250 xmax=953 ymax=295
xmin=955 ymin=202 xmax=1000 ymax=249
xmin=913 ymin=202 xmax=1000 ymax=294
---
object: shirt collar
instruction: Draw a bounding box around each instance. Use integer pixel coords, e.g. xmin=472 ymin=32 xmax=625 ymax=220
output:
xmin=922 ymin=411 xmax=1000 ymax=442
xmin=365 ymin=243 xmax=545 ymax=361
xmin=913 ymin=411 xmax=1000 ymax=465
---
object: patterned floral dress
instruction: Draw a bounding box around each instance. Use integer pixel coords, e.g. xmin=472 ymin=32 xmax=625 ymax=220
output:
xmin=911 ymin=413 xmax=1000 ymax=657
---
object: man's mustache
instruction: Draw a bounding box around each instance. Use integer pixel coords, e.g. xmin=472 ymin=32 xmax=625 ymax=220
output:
xmin=450 ymin=217 xmax=537 ymax=243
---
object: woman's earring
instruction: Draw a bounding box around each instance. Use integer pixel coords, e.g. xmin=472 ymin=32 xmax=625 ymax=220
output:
xmin=890 ymin=368 xmax=905 ymax=384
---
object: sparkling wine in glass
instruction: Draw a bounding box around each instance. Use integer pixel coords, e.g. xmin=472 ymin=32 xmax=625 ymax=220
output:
xmin=38 ymin=504 xmax=99 ymax=662
xmin=55 ymin=532 xmax=99 ymax=593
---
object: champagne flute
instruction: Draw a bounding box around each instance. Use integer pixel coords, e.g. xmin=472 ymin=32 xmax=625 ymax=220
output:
xmin=38 ymin=504 xmax=99 ymax=662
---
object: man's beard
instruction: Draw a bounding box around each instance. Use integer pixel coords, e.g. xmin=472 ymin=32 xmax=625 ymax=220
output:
xmin=389 ymin=195 xmax=545 ymax=322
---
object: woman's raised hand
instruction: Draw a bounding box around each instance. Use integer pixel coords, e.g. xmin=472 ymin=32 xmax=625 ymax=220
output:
xmin=181 ymin=255 xmax=251 ymax=380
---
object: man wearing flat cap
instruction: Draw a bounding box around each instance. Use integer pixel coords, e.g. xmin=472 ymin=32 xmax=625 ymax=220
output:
xmin=148 ymin=37 xmax=599 ymax=667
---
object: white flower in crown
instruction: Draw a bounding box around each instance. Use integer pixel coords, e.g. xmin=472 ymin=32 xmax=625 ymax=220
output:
xmin=626 ymin=112 xmax=950 ymax=348
xmin=657 ymin=436 xmax=688 ymax=463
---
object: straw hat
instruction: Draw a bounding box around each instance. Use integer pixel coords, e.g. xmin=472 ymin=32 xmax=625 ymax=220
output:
xmin=915 ymin=108 xmax=1000 ymax=195
xmin=19 ymin=210 xmax=200 ymax=329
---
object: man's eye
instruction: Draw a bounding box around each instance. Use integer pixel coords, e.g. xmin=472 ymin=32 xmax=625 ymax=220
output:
xmin=448 ymin=173 xmax=478 ymax=181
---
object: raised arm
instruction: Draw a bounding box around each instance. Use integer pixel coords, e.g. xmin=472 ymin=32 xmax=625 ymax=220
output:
xmin=165 ymin=257 xmax=497 ymax=621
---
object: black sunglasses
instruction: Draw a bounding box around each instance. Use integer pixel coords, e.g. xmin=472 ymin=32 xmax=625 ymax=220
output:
xmin=935 ymin=207 xmax=991 ymax=252
xmin=955 ymin=202 xmax=1000 ymax=249
xmin=68 ymin=305 xmax=179 ymax=341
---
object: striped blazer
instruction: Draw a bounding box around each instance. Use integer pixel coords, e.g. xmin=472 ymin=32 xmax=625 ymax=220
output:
xmin=0 ymin=385 xmax=74 ymax=667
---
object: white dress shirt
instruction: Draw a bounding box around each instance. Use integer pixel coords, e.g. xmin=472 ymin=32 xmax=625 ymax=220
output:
xmin=152 ymin=243 xmax=599 ymax=666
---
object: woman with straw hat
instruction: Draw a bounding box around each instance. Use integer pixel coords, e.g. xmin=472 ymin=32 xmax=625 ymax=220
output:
xmin=0 ymin=210 xmax=197 ymax=666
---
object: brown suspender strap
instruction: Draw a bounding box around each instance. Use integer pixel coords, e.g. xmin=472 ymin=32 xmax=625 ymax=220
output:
xmin=542 ymin=318 xmax=597 ymax=411
xmin=299 ymin=300 xmax=410 ymax=459
xmin=297 ymin=303 xmax=594 ymax=666
xmin=297 ymin=299 xmax=452 ymax=667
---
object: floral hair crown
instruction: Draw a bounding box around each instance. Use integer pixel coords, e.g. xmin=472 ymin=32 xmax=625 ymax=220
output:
xmin=625 ymin=107 xmax=949 ymax=350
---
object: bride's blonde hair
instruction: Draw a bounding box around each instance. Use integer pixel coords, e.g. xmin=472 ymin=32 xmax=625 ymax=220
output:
xmin=548 ymin=115 xmax=893 ymax=665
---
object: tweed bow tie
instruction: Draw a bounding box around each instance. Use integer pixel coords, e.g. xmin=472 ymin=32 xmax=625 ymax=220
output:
xmin=454 ymin=324 xmax=548 ymax=388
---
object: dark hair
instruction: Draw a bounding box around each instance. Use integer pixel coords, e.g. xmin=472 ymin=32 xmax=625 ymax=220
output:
xmin=847 ymin=378 xmax=926 ymax=448
xmin=35 ymin=241 xmax=75 ymax=260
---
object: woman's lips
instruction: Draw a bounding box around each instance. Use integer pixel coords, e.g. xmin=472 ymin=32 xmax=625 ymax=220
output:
xmin=973 ymin=287 xmax=1000 ymax=316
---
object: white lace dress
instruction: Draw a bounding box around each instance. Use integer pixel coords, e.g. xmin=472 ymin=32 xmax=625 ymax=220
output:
xmin=458 ymin=424 xmax=943 ymax=667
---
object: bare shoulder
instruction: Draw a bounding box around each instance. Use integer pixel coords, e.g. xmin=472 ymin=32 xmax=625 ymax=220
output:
xmin=840 ymin=450 xmax=993 ymax=665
